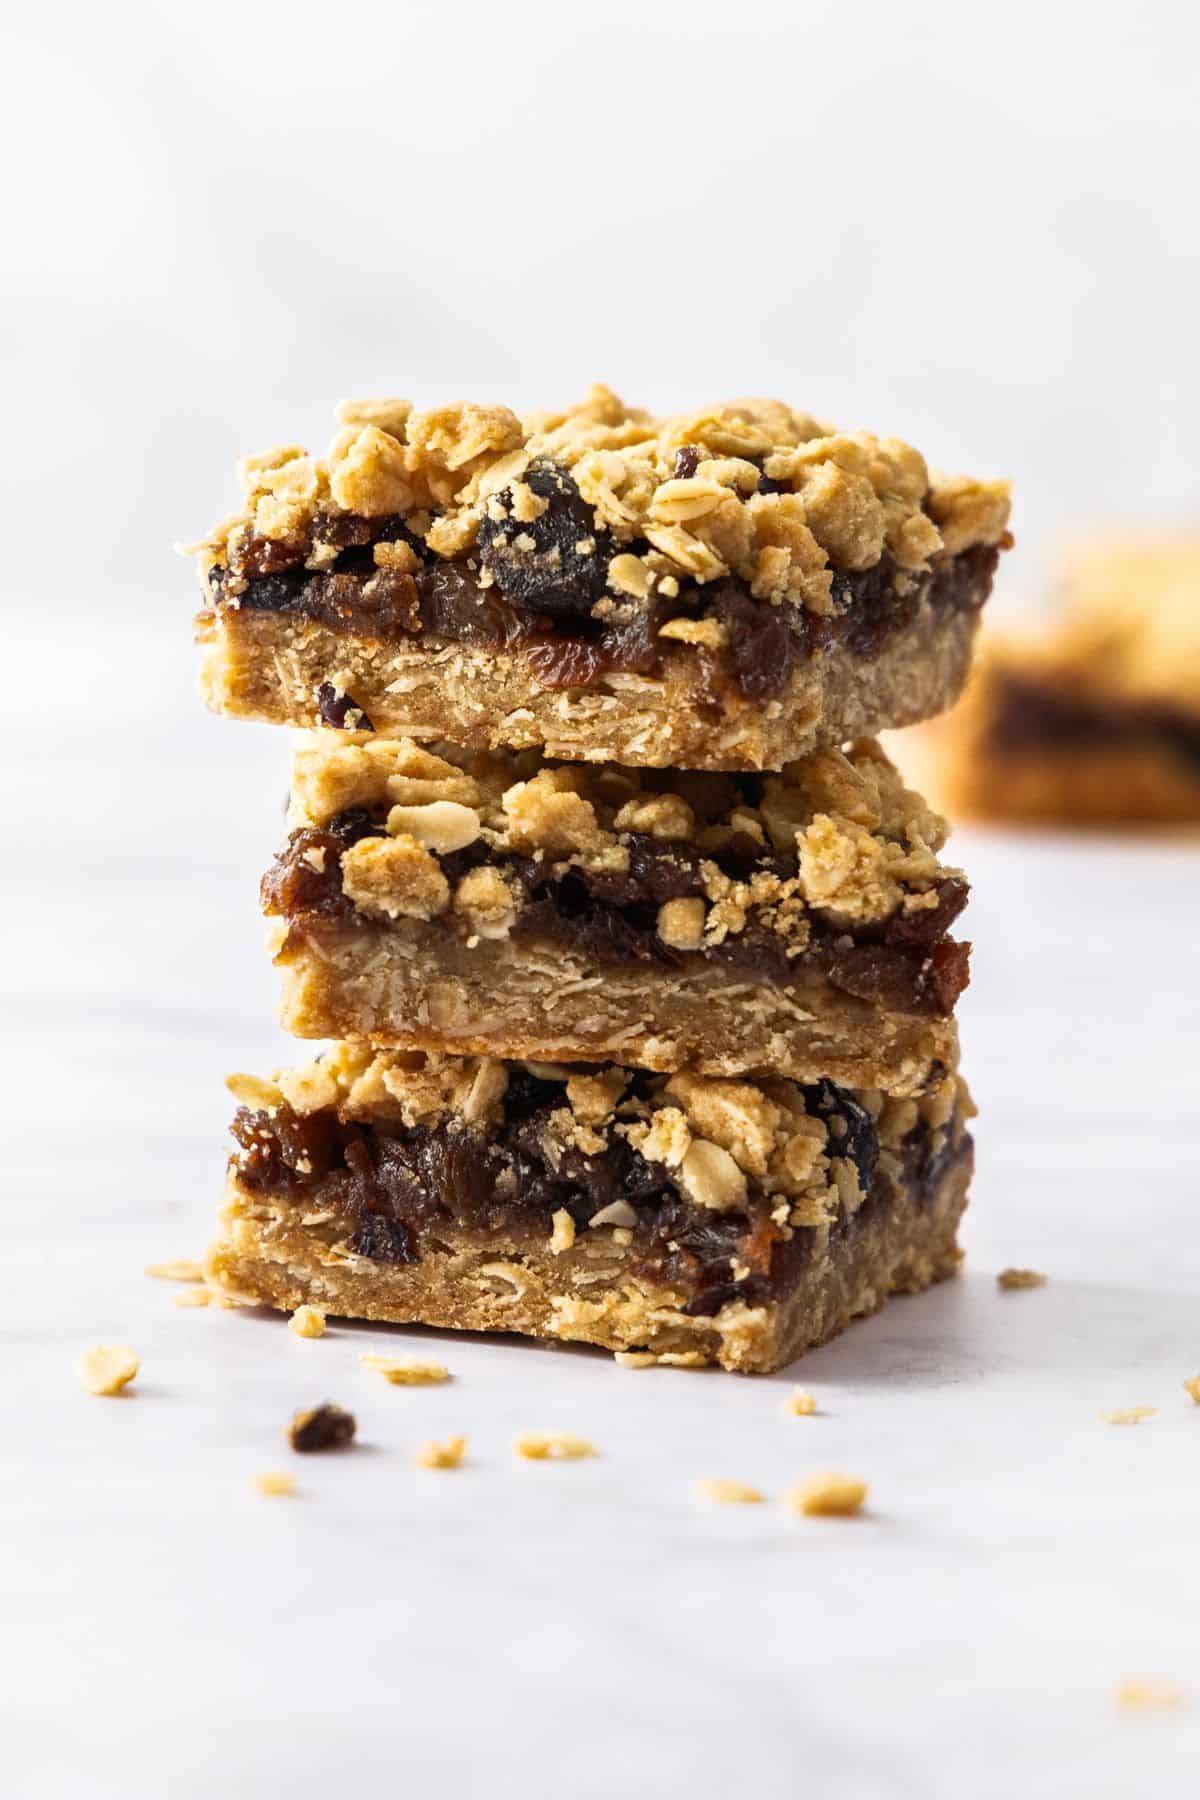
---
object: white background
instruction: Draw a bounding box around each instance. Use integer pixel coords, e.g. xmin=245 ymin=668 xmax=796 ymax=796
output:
xmin=3 ymin=4 xmax=1200 ymax=1796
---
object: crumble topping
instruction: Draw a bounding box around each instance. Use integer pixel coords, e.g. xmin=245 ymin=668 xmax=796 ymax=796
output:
xmin=359 ymin=1355 xmax=449 ymax=1384
xmin=253 ymin=1471 xmax=297 ymax=1497
xmin=145 ymin=1258 xmax=204 ymax=1282
xmin=288 ymin=1304 xmax=326 ymax=1338
xmin=513 ymin=1432 xmax=595 ymax=1461
xmin=230 ymin=1042 xmax=967 ymax=1250
xmin=695 ymin=1479 xmax=765 ymax=1504
xmin=996 ymin=1267 xmax=1047 ymax=1289
xmin=286 ymin=732 xmax=956 ymax=951
xmin=787 ymin=1472 xmax=868 ymax=1516
xmin=785 ymin=1389 xmax=818 ymax=1416
xmin=77 ymin=1345 xmax=139 ymax=1396
xmin=416 ymin=1435 xmax=468 ymax=1468
xmin=189 ymin=385 xmax=1010 ymax=618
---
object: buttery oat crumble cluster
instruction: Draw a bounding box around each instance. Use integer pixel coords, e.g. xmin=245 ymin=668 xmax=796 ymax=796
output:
xmin=191 ymin=384 xmax=1009 ymax=619
xmin=191 ymin=379 xmax=999 ymax=1375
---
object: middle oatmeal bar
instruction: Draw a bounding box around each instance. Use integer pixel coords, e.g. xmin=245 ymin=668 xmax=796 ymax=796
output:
xmin=190 ymin=386 xmax=1011 ymax=770
xmin=264 ymin=731 xmax=969 ymax=1095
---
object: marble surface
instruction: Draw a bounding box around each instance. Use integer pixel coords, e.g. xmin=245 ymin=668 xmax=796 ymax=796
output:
xmin=4 ymin=605 xmax=1200 ymax=1798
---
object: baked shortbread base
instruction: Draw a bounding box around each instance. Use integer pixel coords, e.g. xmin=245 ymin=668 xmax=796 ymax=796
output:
xmin=199 ymin=597 xmax=982 ymax=772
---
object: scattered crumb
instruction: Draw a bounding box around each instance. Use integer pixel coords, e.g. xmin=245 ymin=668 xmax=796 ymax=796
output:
xmin=997 ymin=1268 xmax=1047 ymax=1290
xmin=695 ymin=1478 xmax=765 ymax=1505
xmin=415 ymin=1435 xmax=467 ymax=1469
xmin=513 ymin=1431 xmax=596 ymax=1461
xmin=172 ymin=1285 xmax=211 ymax=1308
xmin=253 ymin=1471 xmax=297 ymax=1498
xmin=288 ymin=1402 xmax=356 ymax=1452
xmin=784 ymin=1388 xmax=818 ymax=1417
xmin=1184 ymin=1377 xmax=1200 ymax=1404
xmin=289 ymin=1305 xmax=326 ymax=1339
xmin=1115 ymin=1679 xmax=1186 ymax=1714
xmin=786 ymin=1472 xmax=868 ymax=1517
xmin=359 ymin=1354 xmax=449 ymax=1385
xmin=144 ymin=1259 xmax=204 ymax=1282
xmin=614 ymin=1349 xmax=708 ymax=1370
xmin=77 ymin=1345 xmax=140 ymax=1397
xmin=1100 ymin=1406 xmax=1157 ymax=1425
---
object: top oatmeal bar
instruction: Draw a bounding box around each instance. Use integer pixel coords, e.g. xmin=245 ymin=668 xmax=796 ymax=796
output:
xmin=190 ymin=385 xmax=1011 ymax=770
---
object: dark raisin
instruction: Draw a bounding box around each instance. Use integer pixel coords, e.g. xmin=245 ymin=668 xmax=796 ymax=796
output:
xmin=317 ymin=682 xmax=374 ymax=730
xmin=288 ymin=1403 xmax=357 ymax=1453
xmin=346 ymin=1213 xmax=417 ymax=1264
xmin=477 ymin=459 xmax=612 ymax=618
xmin=418 ymin=560 xmax=540 ymax=648
xmin=803 ymin=1081 xmax=879 ymax=1193
xmin=672 ymin=445 xmax=702 ymax=480
xmin=236 ymin=566 xmax=311 ymax=612
xmin=883 ymin=876 xmax=969 ymax=949
xmin=712 ymin=586 xmax=802 ymax=700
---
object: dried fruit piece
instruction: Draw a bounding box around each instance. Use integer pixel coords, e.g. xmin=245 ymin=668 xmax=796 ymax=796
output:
xmin=78 ymin=1345 xmax=139 ymax=1396
xmin=289 ymin=1402 xmax=356 ymax=1452
xmin=786 ymin=1472 xmax=868 ymax=1517
xmin=477 ymin=459 xmax=611 ymax=618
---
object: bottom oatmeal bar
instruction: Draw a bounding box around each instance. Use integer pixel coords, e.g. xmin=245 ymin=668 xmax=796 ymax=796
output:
xmin=207 ymin=1044 xmax=972 ymax=1374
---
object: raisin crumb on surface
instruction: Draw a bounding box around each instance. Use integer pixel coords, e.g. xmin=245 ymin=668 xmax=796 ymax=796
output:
xmin=288 ymin=1402 xmax=356 ymax=1452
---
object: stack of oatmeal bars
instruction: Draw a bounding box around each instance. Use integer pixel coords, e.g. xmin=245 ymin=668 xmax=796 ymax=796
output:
xmin=190 ymin=386 xmax=1010 ymax=1372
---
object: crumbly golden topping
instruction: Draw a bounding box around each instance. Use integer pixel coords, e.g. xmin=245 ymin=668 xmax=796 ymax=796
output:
xmin=145 ymin=1258 xmax=205 ymax=1282
xmin=513 ymin=1432 xmax=595 ymax=1461
xmin=189 ymin=384 xmax=1010 ymax=614
xmin=288 ymin=1304 xmax=326 ymax=1338
xmin=415 ymin=1435 xmax=468 ymax=1469
xmin=234 ymin=1042 xmax=966 ymax=1238
xmin=359 ymin=1354 xmax=450 ymax=1385
xmin=695 ymin=1478 xmax=765 ymax=1504
xmin=288 ymin=732 xmax=956 ymax=946
xmin=786 ymin=1472 xmax=868 ymax=1516
xmin=996 ymin=1267 xmax=1047 ymax=1290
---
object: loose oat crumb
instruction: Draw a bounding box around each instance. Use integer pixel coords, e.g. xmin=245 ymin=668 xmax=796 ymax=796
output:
xmin=144 ymin=1259 xmax=204 ymax=1282
xmin=997 ymin=1267 xmax=1047 ymax=1289
xmin=77 ymin=1345 xmax=140 ymax=1397
xmin=549 ymin=1208 xmax=576 ymax=1255
xmin=614 ymin=1348 xmax=708 ymax=1370
xmin=415 ymin=1435 xmax=467 ymax=1469
xmin=784 ymin=1388 xmax=818 ymax=1416
xmin=1100 ymin=1406 xmax=1158 ymax=1425
xmin=253 ymin=1471 xmax=297 ymax=1498
xmin=1183 ymin=1376 xmax=1200 ymax=1404
xmin=615 ymin=1351 xmax=659 ymax=1369
xmin=786 ymin=1472 xmax=868 ymax=1516
xmin=172 ymin=1285 xmax=212 ymax=1308
xmin=695 ymin=1478 xmax=765 ymax=1505
xmin=288 ymin=1305 xmax=326 ymax=1339
xmin=359 ymin=1354 xmax=449 ymax=1385
xmin=1115 ymin=1679 xmax=1186 ymax=1714
xmin=513 ymin=1431 xmax=595 ymax=1461
xmin=289 ymin=1402 xmax=356 ymax=1452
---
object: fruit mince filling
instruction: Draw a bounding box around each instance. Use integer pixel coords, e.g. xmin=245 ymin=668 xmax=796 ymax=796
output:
xmin=229 ymin=1067 xmax=966 ymax=1316
xmin=985 ymin=672 xmax=1200 ymax=771
xmin=262 ymin=810 xmax=971 ymax=1019
xmin=205 ymin=459 xmax=1001 ymax=704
